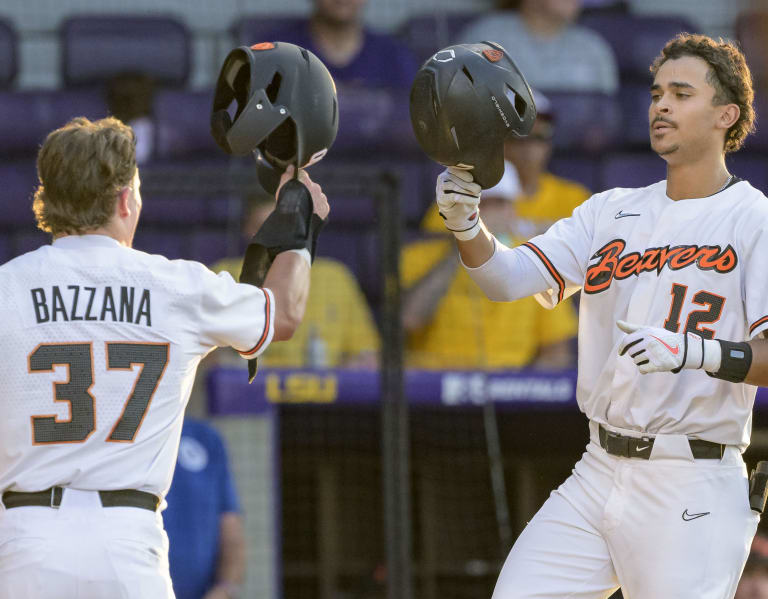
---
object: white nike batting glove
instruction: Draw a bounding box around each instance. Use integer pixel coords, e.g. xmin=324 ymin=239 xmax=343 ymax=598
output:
xmin=435 ymin=167 xmax=482 ymax=240
xmin=616 ymin=320 xmax=722 ymax=375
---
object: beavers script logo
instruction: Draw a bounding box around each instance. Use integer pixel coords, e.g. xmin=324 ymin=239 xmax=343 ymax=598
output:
xmin=584 ymin=239 xmax=737 ymax=294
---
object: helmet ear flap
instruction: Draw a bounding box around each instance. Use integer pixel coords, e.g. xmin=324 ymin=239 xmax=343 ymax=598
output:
xmin=210 ymin=110 xmax=233 ymax=153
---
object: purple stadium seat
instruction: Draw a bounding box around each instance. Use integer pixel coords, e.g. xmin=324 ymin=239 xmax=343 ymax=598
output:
xmin=0 ymin=19 xmax=17 ymax=88
xmin=205 ymin=196 xmax=242 ymax=226
xmin=744 ymin=92 xmax=768 ymax=153
xmin=0 ymin=234 xmax=11 ymax=264
xmin=619 ymin=82 xmax=653 ymax=149
xmin=580 ymin=13 xmax=696 ymax=82
xmin=189 ymin=229 xmax=235 ymax=266
xmin=153 ymin=89 xmax=222 ymax=160
xmin=549 ymin=156 xmax=600 ymax=192
xmin=727 ymin=153 xmax=768 ymax=195
xmin=13 ymin=231 xmax=49 ymax=256
xmin=398 ymin=12 xmax=479 ymax=62
xmin=140 ymin=196 xmax=206 ymax=225
xmin=316 ymin=229 xmax=380 ymax=303
xmin=0 ymin=90 xmax=108 ymax=157
xmin=736 ymin=12 xmax=768 ymax=84
xmin=232 ymin=16 xmax=305 ymax=47
xmin=333 ymin=86 xmax=417 ymax=155
xmin=61 ymin=16 xmax=190 ymax=87
xmin=132 ymin=230 xmax=186 ymax=260
xmin=0 ymin=162 xmax=37 ymax=226
xmin=599 ymin=152 xmax=665 ymax=190
xmin=546 ymin=92 xmax=621 ymax=153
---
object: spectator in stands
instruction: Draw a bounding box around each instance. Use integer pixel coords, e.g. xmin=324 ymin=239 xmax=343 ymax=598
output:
xmin=213 ymin=191 xmax=380 ymax=368
xmin=735 ymin=534 xmax=768 ymax=599
xmin=401 ymin=161 xmax=577 ymax=370
xmin=260 ymin=0 xmax=417 ymax=88
xmin=420 ymin=91 xmax=591 ymax=237
xmin=458 ymin=0 xmax=619 ymax=93
xmin=164 ymin=418 xmax=245 ymax=599
xmin=106 ymin=72 xmax=156 ymax=164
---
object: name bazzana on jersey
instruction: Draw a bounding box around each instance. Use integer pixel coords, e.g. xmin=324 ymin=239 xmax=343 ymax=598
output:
xmin=584 ymin=239 xmax=738 ymax=294
xmin=30 ymin=285 xmax=153 ymax=326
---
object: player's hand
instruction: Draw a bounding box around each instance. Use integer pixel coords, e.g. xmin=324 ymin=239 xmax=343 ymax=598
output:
xmin=436 ymin=167 xmax=482 ymax=240
xmin=277 ymin=165 xmax=329 ymax=220
xmin=616 ymin=320 xmax=720 ymax=374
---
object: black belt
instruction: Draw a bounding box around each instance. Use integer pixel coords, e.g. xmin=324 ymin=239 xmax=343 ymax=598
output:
xmin=2 ymin=487 xmax=160 ymax=511
xmin=598 ymin=424 xmax=725 ymax=460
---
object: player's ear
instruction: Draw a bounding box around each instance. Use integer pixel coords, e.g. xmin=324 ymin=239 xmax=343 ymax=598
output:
xmin=717 ymin=103 xmax=740 ymax=131
xmin=116 ymin=187 xmax=132 ymax=219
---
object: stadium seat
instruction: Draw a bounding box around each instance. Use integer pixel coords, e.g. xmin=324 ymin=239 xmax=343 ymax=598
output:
xmin=619 ymin=83 xmax=652 ymax=150
xmin=13 ymin=231 xmax=49 ymax=256
xmin=549 ymin=156 xmax=601 ymax=192
xmin=743 ymin=91 xmax=768 ymax=154
xmin=0 ymin=162 xmax=37 ymax=227
xmin=139 ymin=196 xmax=207 ymax=225
xmin=580 ymin=13 xmax=697 ymax=82
xmin=0 ymin=90 xmax=108 ymax=158
xmin=0 ymin=234 xmax=11 ymax=264
xmin=0 ymin=18 xmax=17 ymax=88
xmin=61 ymin=16 xmax=190 ymax=87
xmin=736 ymin=11 xmax=768 ymax=84
xmin=316 ymin=229 xmax=380 ymax=303
xmin=599 ymin=152 xmax=665 ymax=190
xmin=727 ymin=153 xmax=768 ymax=195
xmin=132 ymin=229 xmax=187 ymax=260
xmin=189 ymin=229 xmax=235 ymax=266
xmin=398 ymin=12 xmax=479 ymax=62
xmin=231 ymin=16 xmax=305 ymax=47
xmin=153 ymin=89 xmax=222 ymax=161
xmin=546 ymin=92 xmax=621 ymax=153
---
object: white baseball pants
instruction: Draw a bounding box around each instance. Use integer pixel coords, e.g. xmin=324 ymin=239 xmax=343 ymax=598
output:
xmin=492 ymin=422 xmax=759 ymax=599
xmin=0 ymin=488 xmax=174 ymax=599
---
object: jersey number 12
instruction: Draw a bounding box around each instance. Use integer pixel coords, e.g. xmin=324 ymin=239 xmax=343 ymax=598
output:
xmin=663 ymin=283 xmax=725 ymax=339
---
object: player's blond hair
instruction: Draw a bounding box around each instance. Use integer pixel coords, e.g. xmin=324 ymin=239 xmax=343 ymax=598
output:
xmin=651 ymin=33 xmax=755 ymax=153
xmin=33 ymin=116 xmax=137 ymax=236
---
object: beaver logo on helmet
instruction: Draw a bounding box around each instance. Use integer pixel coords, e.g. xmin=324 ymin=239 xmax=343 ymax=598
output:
xmin=210 ymin=42 xmax=338 ymax=194
xmin=409 ymin=42 xmax=536 ymax=189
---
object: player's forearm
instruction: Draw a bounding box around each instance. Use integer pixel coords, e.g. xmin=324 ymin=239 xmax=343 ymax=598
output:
xmin=744 ymin=337 xmax=768 ymax=387
xmin=262 ymin=251 xmax=310 ymax=341
xmin=456 ymin=221 xmax=495 ymax=267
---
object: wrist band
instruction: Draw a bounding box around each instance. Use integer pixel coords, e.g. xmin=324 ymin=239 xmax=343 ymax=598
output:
xmin=707 ymin=340 xmax=752 ymax=383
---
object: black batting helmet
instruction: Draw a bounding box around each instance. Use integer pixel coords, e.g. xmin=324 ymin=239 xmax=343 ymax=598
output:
xmin=409 ymin=42 xmax=536 ymax=189
xmin=211 ymin=42 xmax=338 ymax=193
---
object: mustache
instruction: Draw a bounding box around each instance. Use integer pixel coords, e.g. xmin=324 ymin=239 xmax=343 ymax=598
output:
xmin=651 ymin=116 xmax=676 ymax=127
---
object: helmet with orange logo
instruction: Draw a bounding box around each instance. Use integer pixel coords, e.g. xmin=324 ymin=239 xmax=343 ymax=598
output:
xmin=409 ymin=42 xmax=536 ymax=189
xmin=211 ymin=42 xmax=338 ymax=193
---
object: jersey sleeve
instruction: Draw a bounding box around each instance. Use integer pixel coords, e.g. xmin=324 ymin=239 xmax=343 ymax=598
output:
xmin=194 ymin=265 xmax=275 ymax=357
xmin=741 ymin=204 xmax=768 ymax=339
xmin=518 ymin=192 xmax=600 ymax=309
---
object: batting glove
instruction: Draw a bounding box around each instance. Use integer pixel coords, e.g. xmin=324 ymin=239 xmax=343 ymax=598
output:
xmin=435 ymin=167 xmax=482 ymax=240
xmin=616 ymin=320 xmax=722 ymax=374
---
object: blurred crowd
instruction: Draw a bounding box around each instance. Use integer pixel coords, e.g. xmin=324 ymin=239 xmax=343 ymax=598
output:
xmin=3 ymin=0 xmax=768 ymax=376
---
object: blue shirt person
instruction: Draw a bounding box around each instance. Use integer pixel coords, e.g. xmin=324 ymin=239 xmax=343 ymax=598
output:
xmin=164 ymin=419 xmax=245 ymax=599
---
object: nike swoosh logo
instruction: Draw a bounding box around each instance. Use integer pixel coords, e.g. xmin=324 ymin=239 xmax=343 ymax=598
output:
xmin=615 ymin=210 xmax=641 ymax=219
xmin=636 ymin=445 xmax=650 ymax=452
xmin=650 ymin=335 xmax=679 ymax=355
xmin=682 ymin=509 xmax=710 ymax=521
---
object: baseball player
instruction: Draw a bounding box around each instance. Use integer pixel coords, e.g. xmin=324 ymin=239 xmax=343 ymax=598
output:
xmin=0 ymin=45 xmax=337 ymax=599
xmin=422 ymin=35 xmax=768 ymax=598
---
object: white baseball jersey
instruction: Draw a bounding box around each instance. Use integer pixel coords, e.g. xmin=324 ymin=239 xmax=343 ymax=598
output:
xmin=0 ymin=234 xmax=274 ymax=498
xmin=518 ymin=178 xmax=768 ymax=449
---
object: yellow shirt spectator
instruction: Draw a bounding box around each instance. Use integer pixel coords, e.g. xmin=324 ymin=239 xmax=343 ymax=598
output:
xmin=213 ymin=256 xmax=380 ymax=368
xmin=401 ymin=238 xmax=577 ymax=369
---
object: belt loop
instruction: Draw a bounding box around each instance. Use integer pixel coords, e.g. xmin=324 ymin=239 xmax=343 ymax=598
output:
xmin=51 ymin=486 xmax=63 ymax=509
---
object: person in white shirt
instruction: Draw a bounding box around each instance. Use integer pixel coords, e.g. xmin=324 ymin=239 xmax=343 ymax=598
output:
xmin=0 ymin=116 xmax=328 ymax=598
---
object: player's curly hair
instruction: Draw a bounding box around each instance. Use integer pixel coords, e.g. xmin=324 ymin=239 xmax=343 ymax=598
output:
xmin=33 ymin=117 xmax=137 ymax=236
xmin=650 ymin=33 xmax=755 ymax=153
